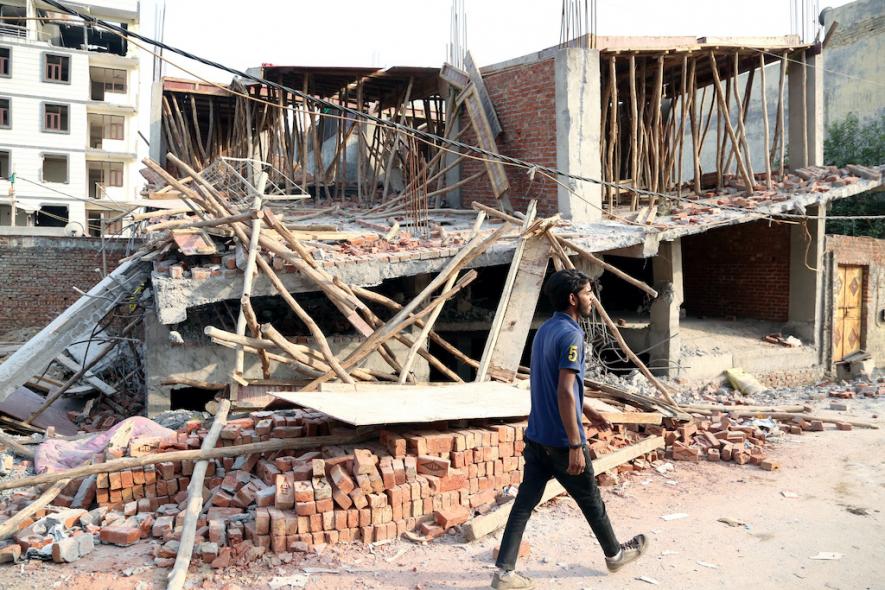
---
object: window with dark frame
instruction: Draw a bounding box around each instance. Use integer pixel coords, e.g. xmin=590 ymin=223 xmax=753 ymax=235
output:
xmin=45 ymin=54 xmax=70 ymax=82
xmin=44 ymin=103 xmax=69 ymax=132
xmin=0 ymin=98 xmax=9 ymax=128
xmin=106 ymin=115 xmax=124 ymax=140
xmin=108 ymin=165 xmax=124 ymax=187
xmin=0 ymin=48 xmax=10 ymax=77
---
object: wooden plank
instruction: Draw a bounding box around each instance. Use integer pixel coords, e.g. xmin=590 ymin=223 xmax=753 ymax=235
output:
xmin=480 ymin=236 xmax=550 ymax=381
xmin=440 ymin=63 xmax=470 ymax=90
xmin=271 ymin=382 xmax=530 ymax=426
xmin=476 ymin=202 xmax=538 ymax=382
xmin=463 ymin=86 xmax=510 ymax=199
xmin=464 ymin=52 xmax=503 ymax=137
xmin=463 ymin=436 xmax=665 ymax=541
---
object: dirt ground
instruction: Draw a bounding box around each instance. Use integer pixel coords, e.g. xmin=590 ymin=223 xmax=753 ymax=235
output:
xmin=0 ymin=398 xmax=881 ymax=590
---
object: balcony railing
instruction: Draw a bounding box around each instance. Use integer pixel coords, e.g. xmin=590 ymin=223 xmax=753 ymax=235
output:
xmin=0 ymin=23 xmax=27 ymax=39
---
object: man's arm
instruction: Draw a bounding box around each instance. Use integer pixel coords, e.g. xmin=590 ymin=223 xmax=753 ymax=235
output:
xmin=582 ymin=399 xmax=613 ymax=430
xmin=557 ymin=368 xmax=586 ymax=475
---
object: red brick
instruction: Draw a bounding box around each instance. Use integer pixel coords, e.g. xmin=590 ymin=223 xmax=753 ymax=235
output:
xmin=99 ymin=526 xmax=140 ymax=546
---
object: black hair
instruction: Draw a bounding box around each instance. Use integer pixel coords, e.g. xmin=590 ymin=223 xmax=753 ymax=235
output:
xmin=543 ymin=269 xmax=591 ymax=311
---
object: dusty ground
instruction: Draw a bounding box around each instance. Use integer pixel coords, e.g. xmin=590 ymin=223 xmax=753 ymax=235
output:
xmin=0 ymin=397 xmax=881 ymax=590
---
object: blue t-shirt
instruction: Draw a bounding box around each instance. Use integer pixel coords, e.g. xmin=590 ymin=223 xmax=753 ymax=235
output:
xmin=525 ymin=312 xmax=586 ymax=448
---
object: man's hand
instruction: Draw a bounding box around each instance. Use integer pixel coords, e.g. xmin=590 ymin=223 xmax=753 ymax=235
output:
xmin=567 ymin=446 xmax=586 ymax=475
xmin=586 ymin=409 xmax=612 ymax=431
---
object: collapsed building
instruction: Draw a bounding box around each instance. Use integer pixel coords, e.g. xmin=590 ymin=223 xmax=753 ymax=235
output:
xmin=0 ymin=20 xmax=882 ymax=579
xmin=129 ymin=35 xmax=885 ymax=416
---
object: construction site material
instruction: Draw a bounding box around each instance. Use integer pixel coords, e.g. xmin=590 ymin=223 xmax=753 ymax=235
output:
xmin=0 ymin=479 xmax=70 ymax=541
xmin=271 ymin=382 xmax=530 ymax=426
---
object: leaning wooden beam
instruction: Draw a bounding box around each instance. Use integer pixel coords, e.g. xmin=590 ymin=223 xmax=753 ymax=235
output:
xmin=0 ymin=478 xmax=70 ymax=540
xmin=397 ymin=211 xmax=488 ymax=383
xmin=167 ymin=399 xmax=230 ymax=590
xmin=476 ymin=202 xmax=538 ymax=382
xmin=589 ymin=294 xmax=678 ymax=406
xmin=302 ymin=269 xmax=481 ymax=391
xmin=463 ymin=436 xmax=665 ymax=541
xmin=232 ymin=193 xmax=264 ymax=395
xmin=708 ymin=52 xmax=755 ymax=194
xmin=0 ymin=431 xmax=374 ymax=493
xmin=144 ymin=209 xmax=260 ymax=233
xmin=254 ymin=256 xmax=355 ymax=384
xmin=556 ymin=236 xmax=658 ymax=298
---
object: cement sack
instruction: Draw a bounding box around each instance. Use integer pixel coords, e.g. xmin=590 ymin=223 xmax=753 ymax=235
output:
xmin=725 ymin=368 xmax=767 ymax=396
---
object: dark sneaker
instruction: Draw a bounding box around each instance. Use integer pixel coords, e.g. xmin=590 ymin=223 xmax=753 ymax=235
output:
xmin=491 ymin=570 xmax=535 ymax=589
xmin=605 ymin=534 xmax=648 ymax=573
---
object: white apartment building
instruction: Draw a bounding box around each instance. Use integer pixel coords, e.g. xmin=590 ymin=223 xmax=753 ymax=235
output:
xmin=0 ymin=0 xmax=143 ymax=236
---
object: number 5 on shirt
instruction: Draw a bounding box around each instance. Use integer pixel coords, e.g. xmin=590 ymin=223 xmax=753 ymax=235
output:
xmin=567 ymin=344 xmax=578 ymax=362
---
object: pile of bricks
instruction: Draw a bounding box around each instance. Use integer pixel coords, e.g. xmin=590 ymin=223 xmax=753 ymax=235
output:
xmin=659 ymin=410 xmax=858 ymax=471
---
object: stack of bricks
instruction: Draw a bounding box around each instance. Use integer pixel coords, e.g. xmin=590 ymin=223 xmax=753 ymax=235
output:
xmin=0 ymin=407 xmax=676 ymax=567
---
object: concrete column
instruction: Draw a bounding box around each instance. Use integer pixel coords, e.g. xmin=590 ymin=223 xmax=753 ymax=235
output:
xmin=787 ymin=49 xmax=824 ymax=168
xmin=148 ymin=81 xmax=165 ymax=164
xmin=649 ymin=239 xmax=683 ymax=377
xmin=554 ymin=48 xmax=601 ymax=223
xmin=788 ymin=204 xmax=826 ymax=346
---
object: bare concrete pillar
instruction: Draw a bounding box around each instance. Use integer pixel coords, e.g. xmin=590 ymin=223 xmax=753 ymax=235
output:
xmin=555 ymin=48 xmax=601 ymax=223
xmin=148 ymin=81 xmax=165 ymax=164
xmin=788 ymin=204 xmax=825 ymax=346
xmin=649 ymin=239 xmax=683 ymax=377
xmin=788 ymin=49 xmax=824 ymax=168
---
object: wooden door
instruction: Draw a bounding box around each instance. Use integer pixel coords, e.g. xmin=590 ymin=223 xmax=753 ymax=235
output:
xmin=833 ymin=265 xmax=863 ymax=361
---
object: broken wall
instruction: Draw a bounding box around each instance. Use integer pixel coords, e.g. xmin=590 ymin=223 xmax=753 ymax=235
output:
xmin=0 ymin=236 xmax=132 ymax=335
xmin=682 ymin=221 xmax=791 ymax=322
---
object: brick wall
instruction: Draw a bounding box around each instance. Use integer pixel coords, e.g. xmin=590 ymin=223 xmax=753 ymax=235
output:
xmin=0 ymin=236 xmax=132 ymax=334
xmin=826 ymin=234 xmax=885 ymax=365
xmin=682 ymin=221 xmax=792 ymax=322
xmin=458 ymin=58 xmax=559 ymax=217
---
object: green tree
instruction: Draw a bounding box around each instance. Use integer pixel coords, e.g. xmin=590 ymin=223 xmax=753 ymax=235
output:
xmin=824 ymin=113 xmax=885 ymax=239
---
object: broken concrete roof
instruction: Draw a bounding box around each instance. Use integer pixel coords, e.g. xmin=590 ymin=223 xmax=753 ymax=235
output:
xmin=150 ymin=166 xmax=883 ymax=325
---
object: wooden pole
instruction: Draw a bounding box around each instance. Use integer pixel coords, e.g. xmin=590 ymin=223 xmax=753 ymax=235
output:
xmin=0 ymin=430 xmax=36 ymax=459
xmin=0 ymin=479 xmax=70 ymax=540
xmin=254 ymin=256 xmax=355 ymax=384
xmin=688 ymin=57 xmax=702 ymax=195
xmin=608 ymin=55 xmax=619 ymax=212
xmin=397 ymin=212 xmax=487 ymax=383
xmin=800 ymin=50 xmax=809 ymax=167
xmin=231 ymin=193 xmax=264 ymax=397
xmin=166 ymin=399 xmax=230 ymax=590
xmin=759 ymin=53 xmax=773 ymax=190
xmin=557 ymin=236 xmax=658 ymax=298
xmin=0 ymin=431 xmax=374 ymax=493
xmin=708 ymin=52 xmax=754 ymax=194
xmin=773 ymin=51 xmax=787 ymax=177
xmin=589 ymin=294 xmax=678 ymax=406
xmin=629 ymin=54 xmax=640 ymax=209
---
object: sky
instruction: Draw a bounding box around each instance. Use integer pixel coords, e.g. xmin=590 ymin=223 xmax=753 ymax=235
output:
xmin=146 ymin=0 xmax=852 ymax=84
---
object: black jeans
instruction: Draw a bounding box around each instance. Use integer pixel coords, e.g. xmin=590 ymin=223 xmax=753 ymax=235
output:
xmin=495 ymin=439 xmax=621 ymax=571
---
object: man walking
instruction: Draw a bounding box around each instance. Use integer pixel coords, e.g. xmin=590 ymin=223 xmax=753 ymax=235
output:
xmin=491 ymin=269 xmax=648 ymax=590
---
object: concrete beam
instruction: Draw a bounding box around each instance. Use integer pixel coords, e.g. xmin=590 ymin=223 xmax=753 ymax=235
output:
xmin=555 ymin=48 xmax=602 ymax=223
xmin=0 ymin=260 xmax=150 ymax=402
